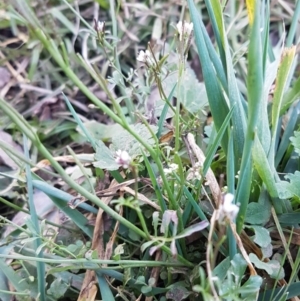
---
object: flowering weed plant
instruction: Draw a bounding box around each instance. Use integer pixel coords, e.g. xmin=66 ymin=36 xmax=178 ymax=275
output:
xmin=0 ymin=0 xmax=300 ymax=300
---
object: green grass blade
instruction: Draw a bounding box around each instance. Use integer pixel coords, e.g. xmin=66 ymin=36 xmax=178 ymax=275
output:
xmin=286 ymin=0 xmax=300 ymax=47
xmin=32 ymin=180 xmax=94 ymax=238
xmin=275 ymin=102 xmax=300 ymax=167
xmin=0 ymin=259 xmax=39 ymax=299
xmin=203 ymin=0 xmax=226 ymax=68
xmin=206 ymin=0 xmax=247 ymax=165
xmin=96 ymin=272 xmax=115 ymax=300
xmin=62 ymin=92 xmax=96 ymax=150
xmin=258 ymin=282 xmax=300 ymax=301
xmin=23 ymin=136 xmax=46 ymax=301
xmin=200 ymin=20 xmax=227 ymax=89
xmin=203 ymin=105 xmax=235 ymax=176
xmin=142 ymin=152 xmax=167 ymax=212
xmin=252 ymin=135 xmax=278 ymax=199
xmin=32 ymin=179 xmax=98 ymax=214
xmin=183 ymin=186 xmax=208 ymax=222
xmin=269 ymin=46 xmax=296 ymax=162
xmin=271 ymin=47 xmax=297 ymax=132
xmin=236 ymin=0 xmax=264 ymax=233
xmin=227 ymin=131 xmax=237 ymax=258
xmin=280 ymin=77 xmax=300 ymax=115
xmin=187 ymin=0 xmax=229 ymax=153
xmin=157 ymin=84 xmax=176 ymax=138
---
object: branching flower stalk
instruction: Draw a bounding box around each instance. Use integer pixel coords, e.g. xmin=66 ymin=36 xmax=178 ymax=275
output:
xmin=175 ymin=20 xmax=194 ymax=152
xmin=93 ymin=17 xmax=135 ymax=121
xmin=33 ymin=27 xmax=179 ymax=212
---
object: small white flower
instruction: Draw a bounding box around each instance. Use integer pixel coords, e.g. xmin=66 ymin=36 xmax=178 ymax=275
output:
xmin=169 ymin=163 xmax=178 ymax=171
xmin=194 ymin=171 xmax=201 ymax=181
xmin=96 ymin=21 xmax=105 ymax=32
xmin=163 ymin=163 xmax=178 ymax=175
xmin=137 ymin=50 xmax=147 ymax=62
xmin=185 ymin=22 xmax=194 ymax=35
xmin=115 ymin=150 xmax=131 ymax=169
xmin=217 ymin=193 xmax=239 ymax=222
xmin=176 ymin=20 xmax=193 ymax=41
xmin=137 ymin=50 xmax=155 ymax=66
xmin=186 ymin=163 xmax=201 ymax=181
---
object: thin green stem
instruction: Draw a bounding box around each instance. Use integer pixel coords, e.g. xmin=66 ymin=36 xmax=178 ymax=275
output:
xmin=0 ymin=254 xmax=187 ymax=267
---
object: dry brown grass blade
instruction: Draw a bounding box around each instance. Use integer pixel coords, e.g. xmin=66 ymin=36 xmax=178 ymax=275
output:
xmin=230 ymin=221 xmax=257 ymax=276
xmin=104 ymin=206 xmax=122 ymax=261
xmin=95 ymin=178 xmax=139 ymax=196
xmin=31 ymin=155 xmax=95 ymax=173
xmin=122 ymin=186 xmax=161 ymax=211
xmin=78 ymin=179 xmax=119 ymax=301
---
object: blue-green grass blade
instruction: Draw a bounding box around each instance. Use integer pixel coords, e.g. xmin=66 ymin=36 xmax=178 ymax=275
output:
xmin=182 ymin=199 xmax=193 ymax=227
xmin=255 ymin=6 xmax=272 ymax=156
xmin=157 ymin=84 xmax=176 ymax=138
xmin=252 ymin=136 xmax=278 ymax=199
xmin=28 ymin=46 xmax=41 ymax=81
xmin=280 ymin=77 xmax=300 ymax=115
xmin=200 ymin=20 xmax=227 ymax=90
xmin=261 ymin=0 xmax=270 ymax=78
xmin=32 ymin=180 xmax=94 ymax=238
xmin=62 ymin=92 xmax=96 ymax=150
xmin=269 ymin=46 xmax=296 ymax=163
xmin=258 ymin=2 xmax=272 ymax=156
xmin=142 ymin=152 xmax=167 ymax=212
xmin=23 ymin=136 xmax=46 ymax=301
xmin=204 ymin=0 xmax=226 ymax=69
xmin=188 ymin=0 xmax=229 ymax=153
xmin=32 ymin=179 xmax=98 ymax=214
xmin=97 ymin=269 xmax=168 ymax=295
xmin=227 ymin=131 xmax=237 ymax=258
xmin=236 ymin=1 xmax=264 ymax=233
xmin=203 ymin=105 xmax=235 ymax=176
xmin=0 ymin=273 xmax=10 ymax=301
xmin=0 ymin=259 xmax=40 ymax=299
xmin=286 ymin=0 xmax=300 ymax=47
xmin=96 ymin=272 xmax=115 ymax=301
xmin=258 ymin=282 xmax=300 ymax=301
xmin=109 ymin=170 xmax=125 ymax=183
xmin=275 ymin=102 xmax=300 ymax=167
xmin=183 ymin=187 xmax=207 ymax=222
xmin=207 ymin=0 xmax=247 ymax=165
xmin=271 ymin=48 xmax=296 ymax=131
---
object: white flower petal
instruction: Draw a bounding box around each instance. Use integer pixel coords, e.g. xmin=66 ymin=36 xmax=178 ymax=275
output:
xmin=97 ymin=21 xmax=105 ymax=32
xmin=217 ymin=193 xmax=239 ymax=222
xmin=137 ymin=50 xmax=146 ymax=62
xmin=115 ymin=150 xmax=131 ymax=169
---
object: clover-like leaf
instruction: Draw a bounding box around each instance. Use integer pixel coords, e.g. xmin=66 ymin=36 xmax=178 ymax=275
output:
xmin=110 ymin=123 xmax=158 ymax=157
xmin=249 ymin=253 xmax=284 ymax=279
xmin=77 ymin=121 xmax=122 ymax=141
xmin=93 ymin=140 xmax=119 ymax=171
xmin=290 ymin=130 xmax=300 ymax=155
xmin=162 ymin=65 xmax=208 ymax=114
xmin=246 ymin=225 xmax=271 ymax=248
xmin=276 ymin=171 xmax=300 ymax=199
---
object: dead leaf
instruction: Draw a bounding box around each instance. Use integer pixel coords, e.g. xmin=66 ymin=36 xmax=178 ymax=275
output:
xmin=0 ymin=131 xmax=22 ymax=169
xmin=0 ymin=67 xmax=11 ymax=88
